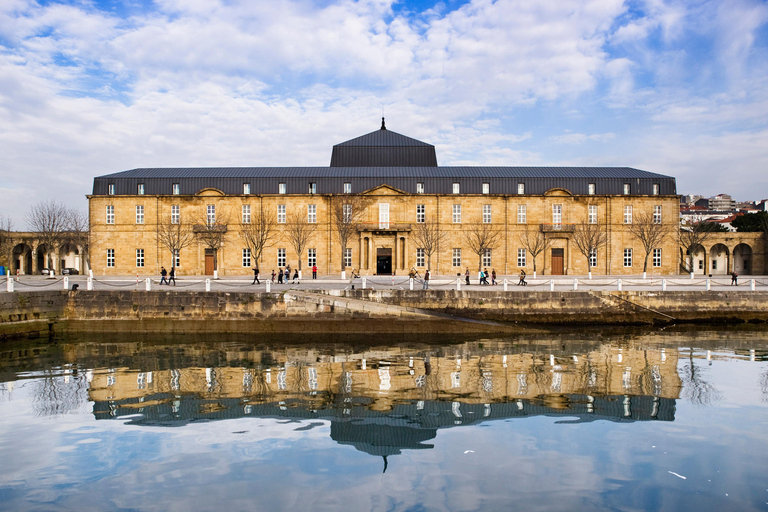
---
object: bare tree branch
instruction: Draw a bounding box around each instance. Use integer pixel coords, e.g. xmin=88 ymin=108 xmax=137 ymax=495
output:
xmin=63 ymin=209 xmax=90 ymax=272
xmin=678 ymin=221 xmax=718 ymax=273
xmin=411 ymin=219 xmax=447 ymax=271
xmin=240 ymin=203 xmax=278 ymax=268
xmin=26 ymin=200 xmax=70 ymax=269
xmin=572 ymin=222 xmax=608 ymax=272
xmin=158 ymin=212 xmax=195 ymax=266
xmin=517 ymin=226 xmax=551 ymax=274
xmin=627 ymin=211 xmax=670 ymax=273
xmin=285 ymin=208 xmax=317 ymax=270
xmin=462 ymin=216 xmax=503 ymax=271
xmin=194 ymin=207 xmax=230 ymax=251
xmin=0 ymin=215 xmax=14 ymax=270
xmin=330 ymin=195 xmax=370 ymax=269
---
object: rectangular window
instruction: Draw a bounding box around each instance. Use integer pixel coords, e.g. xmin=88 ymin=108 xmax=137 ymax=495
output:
xmin=344 ymin=248 xmax=352 ymax=268
xmin=308 ymin=182 xmax=317 ymax=194
xmin=517 ymin=248 xmax=526 ymax=267
xmin=624 ymin=205 xmax=632 ymax=224
xmin=652 ymin=183 xmax=660 ymax=195
xmin=307 ymin=204 xmax=317 ymax=223
xmin=278 ymin=183 xmax=286 ymax=194
xmin=482 ymin=204 xmax=491 ymax=224
xmin=552 ymin=204 xmax=562 ymax=227
xmin=106 ymin=205 xmax=114 ymax=224
xmin=624 ymin=248 xmax=632 ymax=267
xmin=242 ymin=204 xmax=251 ymax=224
xmin=452 ymin=183 xmax=460 ymax=194
xmin=243 ymin=183 xmax=250 ymax=195
xmin=136 ymin=249 xmax=144 ymax=268
xmin=307 ymin=248 xmax=317 ymax=267
xmin=482 ymin=183 xmax=490 ymax=194
xmin=517 ymin=205 xmax=526 ymax=224
xmin=653 ymin=205 xmax=662 ymax=224
xmin=136 ymin=205 xmax=144 ymax=224
xmin=416 ymin=182 xmax=425 ymax=194
xmin=379 ymin=203 xmax=389 ymax=228
xmin=482 ymin=248 xmax=492 ymax=267
xmin=173 ymin=249 xmax=180 ymax=268
xmin=452 ymin=248 xmax=462 ymax=267
xmin=207 ymin=205 xmax=216 ymax=225
xmin=589 ymin=248 xmax=597 ymax=268
xmin=108 ymin=183 xmax=115 ymax=195
xmin=343 ymin=182 xmax=352 ymax=193
xmin=653 ymin=248 xmax=662 ymax=268
xmin=588 ymin=205 xmax=597 ymax=224
xmin=588 ymin=183 xmax=596 ymax=195
xmin=712 ymin=260 xmax=717 ymax=270
xmin=416 ymin=248 xmax=425 ymax=267
xmin=277 ymin=248 xmax=286 ymax=267
xmin=172 ymin=183 xmax=180 ymax=195
xmin=416 ymin=204 xmax=425 ymax=223
xmin=342 ymin=204 xmax=352 ymax=222
xmin=137 ymin=183 xmax=144 ymax=195
xmin=277 ymin=205 xmax=286 ymax=223
xmin=171 ymin=205 xmax=180 ymax=224
xmin=106 ymin=249 xmax=115 ymax=267
xmin=623 ymin=183 xmax=631 ymax=195
xmin=242 ymin=248 xmax=251 ymax=267
xmin=452 ymin=204 xmax=461 ymax=223
xmin=518 ymin=183 xmax=525 ymax=195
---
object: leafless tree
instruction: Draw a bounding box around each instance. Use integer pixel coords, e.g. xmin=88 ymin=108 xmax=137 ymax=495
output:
xmin=411 ymin=219 xmax=448 ymax=271
xmin=678 ymin=221 xmax=718 ymax=272
xmin=571 ymin=222 xmax=608 ymax=272
xmin=0 ymin=215 xmax=14 ymax=270
xmin=194 ymin=207 xmax=230 ymax=269
xmin=517 ymin=226 xmax=551 ymax=275
xmin=26 ymin=200 xmax=70 ymax=269
xmin=330 ymin=195 xmax=370 ymax=269
xmin=64 ymin=209 xmax=90 ymax=272
xmin=680 ymin=348 xmax=721 ymax=406
xmin=158 ymin=213 xmax=195 ymax=268
xmin=240 ymin=203 xmax=278 ymax=269
xmin=462 ymin=216 xmax=503 ymax=271
xmin=285 ymin=208 xmax=317 ymax=270
xmin=627 ymin=211 xmax=671 ymax=273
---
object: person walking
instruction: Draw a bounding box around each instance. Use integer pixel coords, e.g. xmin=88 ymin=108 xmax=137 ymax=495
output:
xmin=482 ymin=268 xmax=490 ymax=285
xmin=423 ymin=269 xmax=430 ymax=290
xmin=731 ymin=271 xmax=738 ymax=285
xmin=271 ymin=270 xmax=276 ymax=283
xmin=252 ymin=266 xmax=260 ymax=285
xmin=491 ymin=269 xmax=497 ymax=286
xmin=284 ymin=267 xmax=290 ymax=283
xmin=465 ymin=267 xmax=470 ymax=285
xmin=293 ymin=268 xmax=300 ymax=284
xmin=277 ymin=268 xmax=283 ymax=284
xmin=518 ymin=269 xmax=526 ymax=286
xmin=169 ymin=267 xmax=176 ymax=286
xmin=312 ymin=264 xmax=318 ymax=279
xmin=159 ymin=267 xmax=168 ymax=285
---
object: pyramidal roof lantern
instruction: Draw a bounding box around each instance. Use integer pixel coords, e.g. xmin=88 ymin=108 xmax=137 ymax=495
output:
xmin=330 ymin=118 xmax=438 ymax=167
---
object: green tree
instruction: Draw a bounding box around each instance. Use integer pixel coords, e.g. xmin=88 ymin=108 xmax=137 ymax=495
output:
xmin=732 ymin=212 xmax=768 ymax=232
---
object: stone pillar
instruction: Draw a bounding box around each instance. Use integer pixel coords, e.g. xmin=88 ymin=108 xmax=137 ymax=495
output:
xmin=359 ymin=234 xmax=364 ymax=271
xmin=403 ymin=235 xmax=409 ymax=271
xmin=395 ymin=233 xmax=400 ymax=273
xmin=368 ymin=237 xmax=373 ymax=271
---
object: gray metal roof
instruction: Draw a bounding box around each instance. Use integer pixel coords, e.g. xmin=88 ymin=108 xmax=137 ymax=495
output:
xmin=330 ymin=125 xmax=438 ymax=166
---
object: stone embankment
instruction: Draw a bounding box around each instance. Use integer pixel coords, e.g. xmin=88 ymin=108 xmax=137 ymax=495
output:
xmin=1 ymin=288 xmax=767 ymax=337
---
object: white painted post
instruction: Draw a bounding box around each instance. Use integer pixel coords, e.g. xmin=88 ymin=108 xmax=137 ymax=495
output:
xmin=87 ymin=277 xmax=93 ymax=290
xmin=213 ymin=270 xmax=218 ymax=280
xmin=392 ymin=275 xmax=395 ymax=285
xmin=409 ymin=278 xmax=414 ymax=290
xmin=63 ymin=276 xmax=69 ymax=289
xmin=533 ymin=271 xmax=537 ymax=279
xmin=662 ymin=279 xmax=667 ymax=291
xmin=6 ymin=275 xmax=13 ymax=292
xmin=549 ymin=280 xmax=555 ymax=291
xmin=205 ymin=278 xmax=211 ymax=292
xmin=573 ymin=279 xmax=578 ymax=291
xmin=588 ymin=271 xmax=592 ymax=280
xmin=266 ymin=280 xmax=271 ymax=292
xmin=503 ymin=278 xmax=508 ymax=292
xmin=643 ymin=271 xmax=647 ymax=280
xmin=341 ymin=271 xmax=346 ymax=280
xmin=362 ymin=277 xmax=367 ymax=289
xmin=706 ymin=279 xmax=711 ymax=291
xmin=456 ymin=278 xmax=461 ymax=291
xmin=298 ymin=270 xmax=302 ymax=280
xmin=617 ymin=279 xmax=622 ymax=291
xmin=145 ymin=278 xmax=151 ymax=291
xmin=89 ymin=269 xmax=93 ymax=278
xmin=751 ymin=279 xmax=756 ymax=291
xmin=690 ymin=271 xmax=694 ymax=280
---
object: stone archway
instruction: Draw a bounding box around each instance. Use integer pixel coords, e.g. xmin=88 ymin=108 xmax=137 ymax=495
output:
xmin=733 ymin=243 xmax=753 ymax=274
xmin=11 ymin=243 xmax=33 ymax=275
xmin=688 ymin=244 xmax=707 ymax=275
xmin=709 ymin=243 xmax=729 ymax=275
xmin=59 ymin=243 xmax=80 ymax=272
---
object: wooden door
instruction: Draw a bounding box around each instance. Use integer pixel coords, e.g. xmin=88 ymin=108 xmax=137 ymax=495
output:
xmin=204 ymin=254 xmax=215 ymax=275
xmin=551 ymin=248 xmax=564 ymax=275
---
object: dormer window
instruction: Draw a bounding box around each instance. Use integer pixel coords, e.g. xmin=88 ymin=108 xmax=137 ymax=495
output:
xmin=482 ymin=183 xmax=490 ymax=194
xmin=416 ymin=182 xmax=425 ymax=194
xmin=309 ymin=182 xmax=317 ymax=194
xmin=452 ymin=183 xmax=460 ymax=194
xmin=137 ymin=183 xmax=145 ymax=195
xmin=108 ymin=184 xmax=115 ymax=195
xmin=243 ymin=183 xmax=250 ymax=195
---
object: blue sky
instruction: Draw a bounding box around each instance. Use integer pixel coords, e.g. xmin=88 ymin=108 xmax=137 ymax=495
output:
xmin=2 ymin=0 xmax=768 ymax=227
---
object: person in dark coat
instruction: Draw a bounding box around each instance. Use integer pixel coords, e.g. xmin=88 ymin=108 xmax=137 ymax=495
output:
xmin=277 ymin=268 xmax=283 ymax=284
xmin=169 ymin=267 xmax=176 ymax=286
xmin=252 ymin=266 xmax=260 ymax=285
xmin=160 ymin=267 xmax=168 ymax=285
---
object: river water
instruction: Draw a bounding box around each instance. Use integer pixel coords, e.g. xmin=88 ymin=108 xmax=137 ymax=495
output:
xmin=0 ymin=328 xmax=767 ymax=512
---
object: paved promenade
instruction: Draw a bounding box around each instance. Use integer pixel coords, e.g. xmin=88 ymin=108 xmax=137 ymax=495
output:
xmin=3 ymin=273 xmax=767 ymax=293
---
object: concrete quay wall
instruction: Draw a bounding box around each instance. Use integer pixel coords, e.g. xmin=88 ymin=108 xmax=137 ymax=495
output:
xmin=1 ymin=289 xmax=767 ymax=337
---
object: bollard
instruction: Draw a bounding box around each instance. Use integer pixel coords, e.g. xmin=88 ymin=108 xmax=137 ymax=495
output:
xmin=617 ymin=279 xmax=622 ymax=291
xmin=643 ymin=272 xmax=647 ymax=280
xmin=456 ymin=278 xmax=461 ymax=291
xmin=63 ymin=277 xmax=69 ymax=290
xmin=573 ymin=278 xmax=578 ymax=291
xmin=550 ymin=280 xmax=554 ymax=291
xmin=362 ymin=277 xmax=367 ymax=289
xmin=87 ymin=277 xmax=93 ymax=291
xmin=341 ymin=271 xmax=346 ymax=280
xmin=392 ymin=275 xmax=395 ymax=286
xmin=503 ymin=278 xmax=508 ymax=292
xmin=213 ymin=270 xmax=218 ymax=280
xmin=266 ymin=280 xmax=271 ymax=292
xmin=588 ymin=271 xmax=592 ymax=280
xmin=6 ymin=276 xmax=13 ymax=292
xmin=409 ymin=278 xmax=414 ymax=290
xmin=145 ymin=278 xmax=151 ymax=291
xmin=136 ymin=273 xmax=139 ymax=288
xmin=298 ymin=270 xmax=302 ymax=280
xmin=690 ymin=271 xmax=694 ymax=280
xmin=533 ymin=271 xmax=537 ymax=279
xmin=205 ymin=278 xmax=211 ymax=292
xmin=706 ymin=279 xmax=711 ymax=291
xmin=662 ymin=278 xmax=666 ymax=291
xmin=751 ymin=279 xmax=756 ymax=291
xmin=89 ymin=269 xmax=93 ymax=278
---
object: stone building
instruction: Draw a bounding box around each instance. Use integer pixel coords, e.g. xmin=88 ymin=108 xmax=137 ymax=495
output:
xmin=88 ymin=121 xmax=681 ymax=276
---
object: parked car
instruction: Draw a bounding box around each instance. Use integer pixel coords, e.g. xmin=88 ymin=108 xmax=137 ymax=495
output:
xmin=62 ymin=268 xmax=79 ymax=275
xmin=41 ymin=268 xmax=52 ymax=275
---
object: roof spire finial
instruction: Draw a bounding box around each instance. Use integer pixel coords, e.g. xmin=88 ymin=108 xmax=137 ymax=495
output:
xmin=381 ymin=117 xmax=386 ymax=130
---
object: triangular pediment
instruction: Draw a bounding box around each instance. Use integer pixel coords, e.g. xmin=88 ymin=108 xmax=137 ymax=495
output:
xmin=362 ymin=184 xmax=407 ymax=196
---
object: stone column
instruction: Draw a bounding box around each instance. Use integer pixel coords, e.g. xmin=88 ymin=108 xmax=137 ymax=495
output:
xmin=403 ymin=235 xmax=409 ymax=271
xmin=368 ymin=237 xmax=373 ymax=270
xmin=394 ymin=233 xmax=400 ymax=272
xmin=359 ymin=234 xmax=364 ymax=271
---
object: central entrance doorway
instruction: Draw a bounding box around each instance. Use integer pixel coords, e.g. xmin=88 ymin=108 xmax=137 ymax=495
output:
xmin=551 ymin=248 xmax=564 ymax=275
xmin=376 ymin=248 xmax=392 ymax=275
xmin=204 ymin=249 xmax=216 ymax=275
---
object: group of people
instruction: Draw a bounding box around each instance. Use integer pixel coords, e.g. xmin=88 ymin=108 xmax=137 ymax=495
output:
xmin=466 ymin=267 xmax=498 ymax=286
xmin=159 ymin=267 xmax=176 ymax=285
xmin=251 ymin=264 xmax=319 ymax=285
